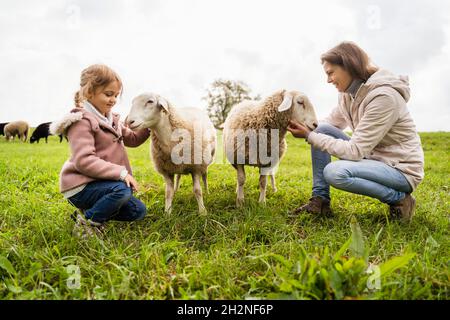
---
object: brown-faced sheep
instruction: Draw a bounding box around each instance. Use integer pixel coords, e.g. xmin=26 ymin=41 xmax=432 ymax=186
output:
xmin=126 ymin=93 xmax=216 ymax=215
xmin=4 ymin=121 xmax=29 ymax=142
xmin=223 ymin=90 xmax=318 ymax=206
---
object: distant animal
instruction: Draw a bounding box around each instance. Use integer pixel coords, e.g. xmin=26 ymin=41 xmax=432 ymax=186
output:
xmin=0 ymin=122 xmax=9 ymax=136
xmin=30 ymin=122 xmax=66 ymax=143
xmin=223 ymin=90 xmax=318 ymax=206
xmin=126 ymin=92 xmax=216 ymax=215
xmin=4 ymin=121 xmax=29 ymax=142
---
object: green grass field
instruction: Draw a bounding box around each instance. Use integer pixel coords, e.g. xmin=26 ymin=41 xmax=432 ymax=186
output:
xmin=0 ymin=132 xmax=448 ymax=299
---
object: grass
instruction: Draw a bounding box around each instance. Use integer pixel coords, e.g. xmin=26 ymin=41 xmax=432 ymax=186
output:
xmin=0 ymin=131 xmax=448 ymax=299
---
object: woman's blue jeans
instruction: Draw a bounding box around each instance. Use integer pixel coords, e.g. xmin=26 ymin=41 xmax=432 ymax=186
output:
xmin=311 ymin=123 xmax=412 ymax=205
xmin=68 ymin=180 xmax=147 ymax=223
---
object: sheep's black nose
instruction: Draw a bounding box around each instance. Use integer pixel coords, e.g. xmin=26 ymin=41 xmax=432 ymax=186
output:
xmin=313 ymin=122 xmax=318 ymax=129
xmin=129 ymin=120 xmax=135 ymax=126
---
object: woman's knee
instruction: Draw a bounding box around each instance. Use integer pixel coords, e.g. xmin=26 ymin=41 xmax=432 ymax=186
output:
xmin=314 ymin=123 xmax=350 ymax=141
xmin=323 ymin=161 xmax=352 ymax=186
xmin=315 ymin=123 xmax=339 ymax=135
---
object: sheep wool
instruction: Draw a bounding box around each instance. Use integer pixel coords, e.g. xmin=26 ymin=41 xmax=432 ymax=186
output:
xmin=223 ymin=89 xmax=318 ymax=206
xmin=4 ymin=120 xmax=29 ymax=142
xmin=224 ymin=90 xmax=292 ymax=168
xmin=150 ymin=104 xmax=216 ymax=176
xmin=126 ymin=93 xmax=217 ymax=215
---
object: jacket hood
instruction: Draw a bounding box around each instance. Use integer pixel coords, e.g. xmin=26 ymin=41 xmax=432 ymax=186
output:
xmin=49 ymin=109 xmax=83 ymax=136
xmin=50 ymin=107 xmax=120 ymax=136
xmin=359 ymin=69 xmax=410 ymax=102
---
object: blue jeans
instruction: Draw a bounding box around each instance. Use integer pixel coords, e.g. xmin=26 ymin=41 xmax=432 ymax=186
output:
xmin=311 ymin=123 xmax=412 ymax=205
xmin=68 ymin=181 xmax=147 ymax=223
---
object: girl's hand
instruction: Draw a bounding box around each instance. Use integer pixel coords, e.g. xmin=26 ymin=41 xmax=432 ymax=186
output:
xmin=287 ymin=120 xmax=312 ymax=139
xmin=124 ymin=174 xmax=139 ymax=192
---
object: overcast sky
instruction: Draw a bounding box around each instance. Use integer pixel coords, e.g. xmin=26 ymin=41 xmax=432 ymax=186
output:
xmin=1 ymin=0 xmax=449 ymax=131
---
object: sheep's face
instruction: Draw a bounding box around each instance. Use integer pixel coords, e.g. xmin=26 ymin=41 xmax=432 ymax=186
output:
xmin=126 ymin=93 xmax=168 ymax=130
xmin=289 ymin=91 xmax=318 ymax=131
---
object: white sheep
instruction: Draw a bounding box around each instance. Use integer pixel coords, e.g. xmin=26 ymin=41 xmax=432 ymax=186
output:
xmin=126 ymin=93 xmax=216 ymax=215
xmin=4 ymin=120 xmax=29 ymax=142
xmin=223 ymin=90 xmax=318 ymax=206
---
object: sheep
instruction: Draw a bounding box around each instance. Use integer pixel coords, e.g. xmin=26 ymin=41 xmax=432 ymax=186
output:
xmin=30 ymin=122 xmax=66 ymax=143
xmin=0 ymin=122 xmax=9 ymax=136
xmin=223 ymin=90 xmax=318 ymax=207
xmin=4 ymin=121 xmax=29 ymax=142
xmin=125 ymin=93 xmax=216 ymax=215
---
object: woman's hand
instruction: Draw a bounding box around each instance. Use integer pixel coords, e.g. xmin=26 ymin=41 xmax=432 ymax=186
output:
xmin=124 ymin=174 xmax=139 ymax=192
xmin=287 ymin=120 xmax=312 ymax=139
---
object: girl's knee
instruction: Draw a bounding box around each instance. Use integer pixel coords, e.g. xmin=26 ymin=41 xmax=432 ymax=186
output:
xmin=126 ymin=197 xmax=147 ymax=221
xmin=113 ymin=182 xmax=132 ymax=201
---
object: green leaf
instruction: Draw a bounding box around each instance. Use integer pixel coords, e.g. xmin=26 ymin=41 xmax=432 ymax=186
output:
xmin=279 ymin=281 xmax=293 ymax=293
xmin=320 ymin=268 xmax=329 ymax=281
xmin=7 ymin=284 xmax=22 ymax=294
xmin=0 ymin=255 xmax=16 ymax=275
xmin=425 ymin=235 xmax=440 ymax=250
xmin=329 ymin=269 xmax=343 ymax=299
xmin=380 ymin=253 xmax=416 ymax=278
xmin=349 ymin=216 xmax=366 ymax=259
xmin=368 ymin=227 xmax=384 ymax=254
xmin=334 ymin=237 xmax=352 ymax=261
xmin=268 ymin=253 xmax=292 ymax=268
xmin=334 ymin=262 xmax=344 ymax=274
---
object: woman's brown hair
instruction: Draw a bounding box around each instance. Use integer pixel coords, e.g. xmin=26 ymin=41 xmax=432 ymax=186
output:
xmin=321 ymin=41 xmax=378 ymax=82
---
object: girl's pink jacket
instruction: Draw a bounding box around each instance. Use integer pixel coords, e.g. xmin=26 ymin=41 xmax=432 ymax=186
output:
xmin=50 ymin=108 xmax=150 ymax=193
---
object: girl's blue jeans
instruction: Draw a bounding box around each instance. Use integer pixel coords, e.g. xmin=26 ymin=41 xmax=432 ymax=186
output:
xmin=68 ymin=180 xmax=147 ymax=223
xmin=311 ymin=123 xmax=412 ymax=205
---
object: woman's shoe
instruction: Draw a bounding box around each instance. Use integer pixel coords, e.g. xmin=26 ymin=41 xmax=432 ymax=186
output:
xmin=389 ymin=194 xmax=416 ymax=222
xmin=289 ymin=196 xmax=333 ymax=216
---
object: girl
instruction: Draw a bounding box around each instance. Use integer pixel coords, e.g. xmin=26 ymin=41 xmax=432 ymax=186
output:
xmin=51 ymin=64 xmax=150 ymax=238
xmin=287 ymin=42 xmax=424 ymax=222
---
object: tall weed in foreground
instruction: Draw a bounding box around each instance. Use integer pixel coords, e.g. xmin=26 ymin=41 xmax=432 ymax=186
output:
xmin=252 ymin=217 xmax=415 ymax=299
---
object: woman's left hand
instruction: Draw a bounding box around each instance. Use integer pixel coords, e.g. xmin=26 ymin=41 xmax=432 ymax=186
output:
xmin=287 ymin=120 xmax=312 ymax=139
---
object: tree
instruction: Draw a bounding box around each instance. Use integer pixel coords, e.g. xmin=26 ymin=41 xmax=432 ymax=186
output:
xmin=203 ymin=79 xmax=259 ymax=129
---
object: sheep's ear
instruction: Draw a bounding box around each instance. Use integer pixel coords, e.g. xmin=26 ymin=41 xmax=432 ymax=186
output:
xmin=157 ymin=97 xmax=169 ymax=113
xmin=278 ymin=92 xmax=293 ymax=112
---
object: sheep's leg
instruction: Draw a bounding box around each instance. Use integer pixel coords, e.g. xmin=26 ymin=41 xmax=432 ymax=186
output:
xmin=202 ymin=172 xmax=208 ymax=194
xmin=192 ymin=173 xmax=207 ymax=215
xmin=258 ymin=173 xmax=267 ymax=205
xmin=236 ymin=165 xmax=246 ymax=207
xmin=270 ymin=174 xmax=277 ymax=192
xmin=163 ymin=174 xmax=175 ymax=215
xmin=174 ymin=174 xmax=181 ymax=192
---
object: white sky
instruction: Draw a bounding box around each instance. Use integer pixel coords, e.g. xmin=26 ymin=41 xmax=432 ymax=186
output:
xmin=1 ymin=0 xmax=449 ymax=131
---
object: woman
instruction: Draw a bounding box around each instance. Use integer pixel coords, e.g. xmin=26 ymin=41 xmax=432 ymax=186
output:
xmin=287 ymin=41 xmax=424 ymax=222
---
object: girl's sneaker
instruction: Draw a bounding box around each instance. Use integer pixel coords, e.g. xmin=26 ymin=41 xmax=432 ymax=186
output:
xmin=71 ymin=210 xmax=106 ymax=239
